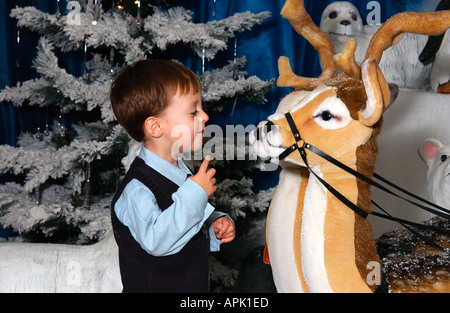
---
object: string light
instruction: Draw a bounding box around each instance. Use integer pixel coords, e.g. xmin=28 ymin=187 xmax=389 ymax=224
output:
xmin=15 ymin=29 xmax=21 ymax=68
xmin=135 ymin=0 xmax=142 ymax=28
xmin=56 ymin=0 xmax=61 ymax=18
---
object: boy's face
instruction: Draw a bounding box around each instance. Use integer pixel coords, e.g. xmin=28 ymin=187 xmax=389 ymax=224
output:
xmin=160 ymin=89 xmax=209 ymax=158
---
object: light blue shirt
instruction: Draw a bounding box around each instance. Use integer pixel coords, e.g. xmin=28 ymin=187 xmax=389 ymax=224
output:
xmin=114 ymin=147 xmax=224 ymax=256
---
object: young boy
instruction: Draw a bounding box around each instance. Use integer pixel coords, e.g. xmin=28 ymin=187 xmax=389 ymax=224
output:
xmin=110 ymin=59 xmax=235 ymax=293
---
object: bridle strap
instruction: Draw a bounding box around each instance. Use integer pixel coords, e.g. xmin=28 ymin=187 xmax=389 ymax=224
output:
xmin=278 ymin=113 xmax=305 ymax=161
xmin=278 ymin=112 xmax=450 ymax=250
xmin=308 ymin=144 xmax=450 ymax=220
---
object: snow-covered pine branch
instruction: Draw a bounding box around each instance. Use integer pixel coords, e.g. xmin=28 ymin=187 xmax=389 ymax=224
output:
xmin=202 ymin=57 xmax=275 ymax=109
xmin=209 ymin=178 xmax=275 ymax=219
xmin=145 ymin=7 xmax=271 ymax=59
xmin=0 ymin=78 xmax=52 ymax=108
xmin=0 ymin=182 xmax=112 ymax=241
xmin=0 ymin=124 xmax=127 ymax=193
xmin=10 ymin=6 xmax=77 ymax=51
xmin=0 ymin=37 xmax=116 ymax=121
xmin=11 ymin=3 xmax=270 ymax=64
xmin=1 ymin=45 xmax=273 ymax=119
xmin=10 ymin=3 xmax=145 ymax=63
xmin=33 ymin=38 xmax=114 ymax=119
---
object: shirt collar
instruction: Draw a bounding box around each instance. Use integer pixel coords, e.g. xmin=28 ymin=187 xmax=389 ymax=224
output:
xmin=139 ymin=147 xmax=192 ymax=186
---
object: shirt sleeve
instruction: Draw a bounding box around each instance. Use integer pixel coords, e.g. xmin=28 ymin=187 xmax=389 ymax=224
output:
xmin=114 ymin=178 xmax=215 ymax=257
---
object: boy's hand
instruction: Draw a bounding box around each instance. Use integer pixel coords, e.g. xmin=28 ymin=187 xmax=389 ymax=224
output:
xmin=190 ymin=156 xmax=217 ymax=196
xmin=212 ymin=217 xmax=235 ymax=243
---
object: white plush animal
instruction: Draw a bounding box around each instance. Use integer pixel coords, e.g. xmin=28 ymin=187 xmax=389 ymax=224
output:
xmin=0 ymin=233 xmax=122 ymax=292
xmin=419 ymin=0 xmax=450 ymax=93
xmin=319 ymin=1 xmax=364 ymax=54
xmin=320 ymin=1 xmax=432 ymax=89
xmin=419 ymin=138 xmax=450 ymax=208
xmin=430 ymin=30 xmax=450 ymax=93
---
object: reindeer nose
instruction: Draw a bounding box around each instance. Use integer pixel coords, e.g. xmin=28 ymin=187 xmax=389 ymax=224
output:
xmin=340 ymin=20 xmax=351 ymax=26
xmin=256 ymin=121 xmax=275 ymax=140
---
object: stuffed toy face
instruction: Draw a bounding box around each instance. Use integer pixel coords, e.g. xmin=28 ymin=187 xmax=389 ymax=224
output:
xmin=419 ymin=138 xmax=450 ymax=208
xmin=319 ymin=1 xmax=363 ymax=38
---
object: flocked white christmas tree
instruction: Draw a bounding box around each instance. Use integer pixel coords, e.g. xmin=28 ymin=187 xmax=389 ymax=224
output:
xmin=0 ymin=0 xmax=275 ymax=244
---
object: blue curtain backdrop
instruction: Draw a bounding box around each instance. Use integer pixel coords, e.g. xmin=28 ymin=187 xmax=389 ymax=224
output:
xmin=0 ymin=0 xmax=439 ymax=237
xmin=1 ymin=0 xmax=439 ymax=146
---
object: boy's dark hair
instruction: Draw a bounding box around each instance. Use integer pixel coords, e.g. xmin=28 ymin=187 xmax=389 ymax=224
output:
xmin=110 ymin=59 xmax=201 ymax=142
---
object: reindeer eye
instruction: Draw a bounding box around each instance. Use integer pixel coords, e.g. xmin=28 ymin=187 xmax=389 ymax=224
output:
xmin=318 ymin=110 xmax=333 ymax=121
xmin=329 ymin=11 xmax=338 ymax=19
xmin=440 ymin=155 xmax=448 ymax=163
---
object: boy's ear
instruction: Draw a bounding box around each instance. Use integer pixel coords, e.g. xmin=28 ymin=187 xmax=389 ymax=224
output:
xmin=144 ymin=117 xmax=163 ymax=138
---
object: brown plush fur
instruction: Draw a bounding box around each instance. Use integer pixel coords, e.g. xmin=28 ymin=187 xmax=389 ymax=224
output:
xmin=293 ymin=167 xmax=311 ymax=292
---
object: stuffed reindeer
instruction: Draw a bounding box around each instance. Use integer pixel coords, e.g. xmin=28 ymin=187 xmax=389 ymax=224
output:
xmin=250 ymin=0 xmax=450 ymax=293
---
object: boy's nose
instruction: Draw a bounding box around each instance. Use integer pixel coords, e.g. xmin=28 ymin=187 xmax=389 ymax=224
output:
xmin=202 ymin=111 xmax=209 ymax=123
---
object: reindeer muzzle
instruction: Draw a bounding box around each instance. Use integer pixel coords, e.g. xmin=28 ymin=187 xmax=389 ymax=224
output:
xmin=255 ymin=121 xmax=276 ymax=141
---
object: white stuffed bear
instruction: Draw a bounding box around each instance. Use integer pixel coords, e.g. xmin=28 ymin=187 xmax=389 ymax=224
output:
xmin=419 ymin=138 xmax=450 ymax=208
xmin=319 ymin=1 xmax=432 ymax=89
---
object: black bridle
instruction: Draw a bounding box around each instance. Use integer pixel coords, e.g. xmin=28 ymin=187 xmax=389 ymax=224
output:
xmin=272 ymin=112 xmax=450 ymax=251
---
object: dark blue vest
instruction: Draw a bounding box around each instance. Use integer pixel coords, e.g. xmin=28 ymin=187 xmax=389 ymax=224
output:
xmin=111 ymin=157 xmax=209 ymax=293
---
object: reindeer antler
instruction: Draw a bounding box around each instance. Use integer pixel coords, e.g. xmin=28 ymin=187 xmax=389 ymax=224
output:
xmin=278 ymin=0 xmax=338 ymax=89
xmin=279 ymin=1 xmax=450 ymax=90
xmin=366 ymin=11 xmax=450 ymax=64
xmin=334 ymin=38 xmax=361 ymax=79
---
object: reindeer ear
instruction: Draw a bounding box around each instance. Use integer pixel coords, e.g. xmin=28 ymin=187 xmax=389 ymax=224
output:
xmin=358 ymin=58 xmax=391 ymax=126
xmin=386 ymin=83 xmax=399 ymax=110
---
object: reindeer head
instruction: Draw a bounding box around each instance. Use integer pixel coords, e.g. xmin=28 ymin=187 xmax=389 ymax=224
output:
xmin=250 ymin=0 xmax=450 ymax=168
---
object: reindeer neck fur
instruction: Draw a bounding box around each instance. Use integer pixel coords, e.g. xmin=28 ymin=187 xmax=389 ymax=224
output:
xmin=330 ymin=76 xmax=382 ymax=290
xmin=299 ymin=145 xmax=379 ymax=292
xmin=315 ymin=76 xmax=381 ymax=292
